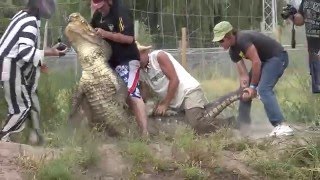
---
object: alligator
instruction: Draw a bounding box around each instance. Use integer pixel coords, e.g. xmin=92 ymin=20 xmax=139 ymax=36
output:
xmin=64 ymin=12 xmax=243 ymax=136
xmin=147 ymin=89 xmax=242 ymax=135
xmin=64 ymin=13 xmax=132 ymax=136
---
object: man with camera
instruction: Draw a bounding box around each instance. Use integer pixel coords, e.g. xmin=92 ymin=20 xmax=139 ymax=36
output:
xmin=281 ymin=0 xmax=320 ymax=93
xmin=0 ymin=0 xmax=67 ymax=143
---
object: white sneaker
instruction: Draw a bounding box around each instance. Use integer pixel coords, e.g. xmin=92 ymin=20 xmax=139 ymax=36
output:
xmin=0 ymin=132 xmax=11 ymax=142
xmin=268 ymin=124 xmax=294 ymax=137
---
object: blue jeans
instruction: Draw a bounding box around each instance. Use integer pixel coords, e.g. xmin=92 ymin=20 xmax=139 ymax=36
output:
xmin=308 ymin=48 xmax=320 ymax=93
xmin=237 ymin=51 xmax=289 ymax=127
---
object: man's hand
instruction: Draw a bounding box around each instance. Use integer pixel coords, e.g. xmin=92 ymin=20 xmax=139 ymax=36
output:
xmin=240 ymin=77 xmax=249 ymax=89
xmin=52 ymin=42 xmax=68 ymax=51
xmin=95 ymin=28 xmax=110 ymax=38
xmin=241 ymin=87 xmax=257 ymax=101
xmin=153 ymin=101 xmax=169 ymax=116
xmin=40 ymin=64 xmax=49 ymax=74
xmin=44 ymin=47 xmax=67 ymax=57
xmin=281 ymin=4 xmax=297 ymax=20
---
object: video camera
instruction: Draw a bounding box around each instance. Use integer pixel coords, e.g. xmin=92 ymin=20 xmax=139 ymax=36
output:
xmin=281 ymin=4 xmax=297 ymax=20
xmin=281 ymin=3 xmax=298 ymax=48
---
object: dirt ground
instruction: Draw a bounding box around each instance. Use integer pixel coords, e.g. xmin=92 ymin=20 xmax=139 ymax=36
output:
xmin=0 ymin=120 xmax=317 ymax=180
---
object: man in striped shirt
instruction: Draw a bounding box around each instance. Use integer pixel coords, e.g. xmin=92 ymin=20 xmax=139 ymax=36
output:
xmin=0 ymin=0 xmax=66 ymax=142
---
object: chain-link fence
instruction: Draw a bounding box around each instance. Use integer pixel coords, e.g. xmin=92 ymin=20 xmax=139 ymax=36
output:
xmin=0 ymin=0 xmax=310 ymax=84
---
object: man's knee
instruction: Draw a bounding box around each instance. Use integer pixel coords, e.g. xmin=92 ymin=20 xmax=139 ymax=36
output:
xmin=257 ymin=88 xmax=274 ymax=99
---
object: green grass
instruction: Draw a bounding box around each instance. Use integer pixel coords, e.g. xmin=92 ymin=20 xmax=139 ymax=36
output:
xmin=180 ymin=165 xmax=209 ymax=180
xmin=25 ymin=128 xmax=101 ymax=180
xmin=36 ymin=159 xmax=73 ymax=180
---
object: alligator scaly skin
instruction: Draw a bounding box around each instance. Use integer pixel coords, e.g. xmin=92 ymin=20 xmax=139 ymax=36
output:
xmin=65 ymin=13 xmax=131 ymax=136
xmin=204 ymin=89 xmax=241 ymax=119
xmin=147 ymin=89 xmax=242 ymax=134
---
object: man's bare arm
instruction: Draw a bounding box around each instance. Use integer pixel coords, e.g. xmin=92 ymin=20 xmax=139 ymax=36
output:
xmin=157 ymin=51 xmax=179 ymax=106
xmin=95 ymin=28 xmax=134 ymax=44
xmin=236 ymin=59 xmax=249 ymax=88
xmin=245 ymin=44 xmax=261 ymax=86
xmin=293 ymin=13 xmax=305 ymax=26
xmin=103 ymin=31 xmax=134 ymax=44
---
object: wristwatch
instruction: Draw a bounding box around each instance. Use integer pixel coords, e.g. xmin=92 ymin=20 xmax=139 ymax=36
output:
xmin=249 ymin=84 xmax=257 ymax=89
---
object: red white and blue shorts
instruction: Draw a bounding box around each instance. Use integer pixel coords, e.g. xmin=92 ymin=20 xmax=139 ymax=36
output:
xmin=115 ymin=60 xmax=141 ymax=98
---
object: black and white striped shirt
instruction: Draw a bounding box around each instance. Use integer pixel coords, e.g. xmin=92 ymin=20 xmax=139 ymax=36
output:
xmin=0 ymin=10 xmax=44 ymax=68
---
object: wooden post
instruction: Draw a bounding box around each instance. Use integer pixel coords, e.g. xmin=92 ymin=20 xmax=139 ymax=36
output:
xmin=43 ymin=20 xmax=49 ymax=49
xmin=134 ymin=20 xmax=139 ymax=40
xmin=181 ymin=27 xmax=188 ymax=71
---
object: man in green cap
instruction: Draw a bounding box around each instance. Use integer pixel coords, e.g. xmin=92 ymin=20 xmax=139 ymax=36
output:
xmin=212 ymin=21 xmax=293 ymax=137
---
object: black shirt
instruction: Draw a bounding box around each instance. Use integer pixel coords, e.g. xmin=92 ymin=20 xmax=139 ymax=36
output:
xmin=298 ymin=0 xmax=320 ymax=52
xmin=229 ymin=30 xmax=284 ymax=63
xmin=90 ymin=4 xmax=139 ymax=69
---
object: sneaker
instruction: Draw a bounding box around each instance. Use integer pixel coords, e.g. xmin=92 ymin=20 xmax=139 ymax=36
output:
xmin=0 ymin=131 xmax=11 ymax=142
xmin=268 ymin=124 xmax=294 ymax=137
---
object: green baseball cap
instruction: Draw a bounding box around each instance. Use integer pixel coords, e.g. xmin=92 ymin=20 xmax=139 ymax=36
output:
xmin=212 ymin=21 xmax=233 ymax=42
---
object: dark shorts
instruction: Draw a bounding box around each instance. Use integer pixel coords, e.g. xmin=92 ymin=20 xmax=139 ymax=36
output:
xmin=114 ymin=60 xmax=141 ymax=98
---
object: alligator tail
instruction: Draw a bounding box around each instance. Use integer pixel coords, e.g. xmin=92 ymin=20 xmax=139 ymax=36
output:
xmin=204 ymin=89 xmax=242 ymax=119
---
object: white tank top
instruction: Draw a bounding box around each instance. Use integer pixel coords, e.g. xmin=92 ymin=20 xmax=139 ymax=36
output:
xmin=140 ymin=50 xmax=200 ymax=108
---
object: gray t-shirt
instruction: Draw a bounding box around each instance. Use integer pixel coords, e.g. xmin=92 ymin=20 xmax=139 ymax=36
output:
xmin=229 ymin=30 xmax=284 ymax=63
xmin=298 ymin=0 xmax=320 ymax=51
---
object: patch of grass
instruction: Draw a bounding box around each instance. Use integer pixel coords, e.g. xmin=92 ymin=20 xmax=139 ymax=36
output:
xmin=173 ymin=126 xmax=214 ymax=166
xmin=244 ymin=137 xmax=320 ymax=180
xmin=36 ymin=158 xmax=73 ymax=180
xmin=152 ymin=158 xmax=177 ymax=173
xmin=201 ymin=77 xmax=238 ymax=100
xmin=180 ymin=164 xmax=209 ymax=180
xmin=125 ymin=141 xmax=152 ymax=164
xmin=18 ymin=127 xmax=101 ymax=179
xmin=121 ymin=140 xmax=153 ymax=177
xmin=39 ymin=72 xmax=74 ymax=132
xmin=34 ymin=144 xmax=100 ymax=180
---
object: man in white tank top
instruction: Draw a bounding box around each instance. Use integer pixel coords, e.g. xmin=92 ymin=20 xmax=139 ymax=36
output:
xmin=137 ymin=42 xmax=222 ymax=134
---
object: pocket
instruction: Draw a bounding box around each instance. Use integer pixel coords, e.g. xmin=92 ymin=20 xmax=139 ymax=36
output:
xmin=0 ymin=57 xmax=11 ymax=81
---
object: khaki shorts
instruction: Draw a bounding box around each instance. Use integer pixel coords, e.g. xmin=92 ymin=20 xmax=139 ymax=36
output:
xmin=182 ymin=89 xmax=210 ymax=133
xmin=181 ymin=88 xmax=208 ymax=110
xmin=182 ymin=88 xmax=233 ymax=134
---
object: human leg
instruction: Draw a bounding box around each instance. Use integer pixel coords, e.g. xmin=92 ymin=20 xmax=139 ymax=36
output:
xmin=115 ymin=60 xmax=148 ymax=135
xmin=183 ymin=88 xmax=234 ymax=134
xmin=24 ymin=65 xmax=44 ymax=145
xmin=258 ymin=51 xmax=293 ymax=136
xmin=127 ymin=96 xmax=148 ymax=134
xmin=237 ymin=100 xmax=252 ymax=128
xmin=0 ymin=63 xmax=31 ymax=141
xmin=308 ymin=48 xmax=320 ymax=93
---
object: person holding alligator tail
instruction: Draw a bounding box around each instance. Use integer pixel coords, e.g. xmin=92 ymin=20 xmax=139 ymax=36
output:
xmin=281 ymin=0 xmax=320 ymax=93
xmin=212 ymin=21 xmax=294 ymax=137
